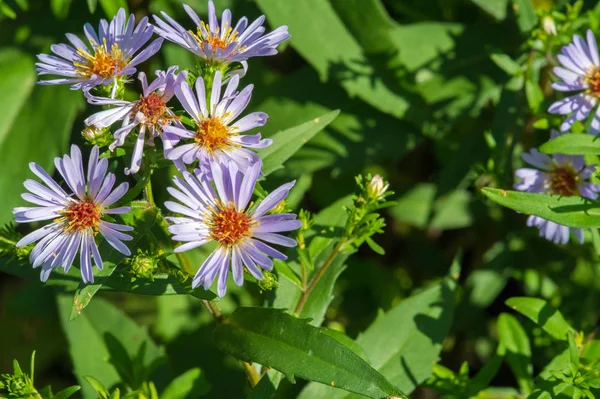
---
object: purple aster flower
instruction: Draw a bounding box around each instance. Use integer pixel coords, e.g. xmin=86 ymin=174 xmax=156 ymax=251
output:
xmin=36 ymin=8 xmax=163 ymax=93
xmin=163 ymin=70 xmax=272 ymax=172
xmin=548 ymin=29 xmax=600 ymax=133
xmin=13 ymin=145 xmax=133 ymax=283
xmin=153 ymin=1 xmax=290 ymax=66
xmin=165 ymin=161 xmax=301 ymax=297
xmin=514 ymin=131 xmax=600 ymax=244
xmin=84 ymin=66 xmax=187 ymax=175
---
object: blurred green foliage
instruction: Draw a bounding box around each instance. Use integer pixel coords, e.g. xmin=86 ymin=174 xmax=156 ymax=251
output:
xmin=6 ymin=0 xmax=600 ymax=398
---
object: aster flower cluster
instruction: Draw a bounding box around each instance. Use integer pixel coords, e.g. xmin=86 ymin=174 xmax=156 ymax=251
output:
xmin=512 ymin=29 xmax=600 ymax=244
xmin=14 ymin=1 xmax=298 ymax=297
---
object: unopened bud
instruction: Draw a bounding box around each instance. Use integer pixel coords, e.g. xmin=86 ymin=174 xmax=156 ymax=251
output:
xmin=542 ymin=15 xmax=557 ymax=36
xmin=4 ymin=374 xmax=34 ymax=397
xmin=130 ymin=254 xmax=156 ymax=280
xmin=367 ymin=175 xmax=389 ymax=200
xmin=268 ymin=200 xmax=287 ymax=215
xmin=82 ymin=125 xmax=113 ymax=147
xmin=257 ymin=270 xmax=278 ymax=291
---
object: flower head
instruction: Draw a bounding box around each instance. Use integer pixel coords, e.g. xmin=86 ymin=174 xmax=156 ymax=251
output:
xmin=84 ymin=67 xmax=187 ymax=174
xmin=164 ymin=70 xmax=271 ymax=172
xmin=514 ymin=131 xmax=600 ymax=244
xmin=165 ymin=161 xmax=301 ymax=296
xmin=153 ymin=1 xmax=290 ymax=66
xmin=367 ymin=174 xmax=389 ymax=200
xmin=13 ymin=145 xmax=133 ymax=283
xmin=36 ymin=8 xmax=163 ymax=92
xmin=548 ymin=29 xmax=600 ymax=134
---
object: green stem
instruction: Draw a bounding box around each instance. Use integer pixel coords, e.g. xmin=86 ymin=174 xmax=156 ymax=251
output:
xmin=0 ymin=236 xmax=16 ymax=247
xmin=145 ymin=175 xmax=156 ymax=207
xmin=294 ymin=238 xmax=347 ymax=315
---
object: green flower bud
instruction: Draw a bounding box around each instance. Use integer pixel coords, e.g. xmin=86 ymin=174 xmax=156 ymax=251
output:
xmin=257 ymin=270 xmax=278 ymax=291
xmin=130 ymin=253 xmax=157 ymax=280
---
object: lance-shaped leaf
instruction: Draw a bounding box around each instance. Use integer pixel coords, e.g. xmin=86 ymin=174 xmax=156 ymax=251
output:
xmin=213 ymin=307 xmax=406 ymax=399
xmin=539 ymin=133 xmax=600 ymax=155
xmin=481 ymin=188 xmax=600 ymax=228
xmin=497 ymin=313 xmax=533 ymax=395
xmin=258 ymin=110 xmax=340 ymax=176
xmin=299 ymin=258 xmax=459 ymax=398
xmin=505 ymin=297 xmax=573 ymax=341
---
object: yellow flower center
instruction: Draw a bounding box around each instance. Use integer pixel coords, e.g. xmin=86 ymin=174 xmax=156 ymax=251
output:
xmin=74 ymin=39 xmax=130 ymax=79
xmin=63 ymin=200 xmax=102 ymax=232
xmin=548 ymin=165 xmax=580 ymax=196
xmin=586 ymin=66 xmax=600 ymax=98
xmin=190 ymin=22 xmax=241 ymax=52
xmin=208 ymin=202 xmax=254 ymax=246
xmin=194 ymin=117 xmax=234 ymax=153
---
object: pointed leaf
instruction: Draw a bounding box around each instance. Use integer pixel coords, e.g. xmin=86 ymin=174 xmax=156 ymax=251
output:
xmin=539 ymin=133 xmax=600 ymax=155
xmin=505 ymin=297 xmax=573 ymax=341
xmin=213 ymin=307 xmax=406 ymax=399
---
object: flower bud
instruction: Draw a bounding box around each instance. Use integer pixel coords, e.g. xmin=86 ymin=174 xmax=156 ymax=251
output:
xmin=130 ymin=253 xmax=157 ymax=280
xmin=367 ymin=174 xmax=389 ymax=200
xmin=257 ymin=270 xmax=278 ymax=291
xmin=542 ymin=15 xmax=557 ymax=36
xmin=82 ymin=125 xmax=113 ymax=147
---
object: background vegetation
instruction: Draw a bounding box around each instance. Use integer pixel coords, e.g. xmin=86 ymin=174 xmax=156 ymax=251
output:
xmin=1 ymin=0 xmax=599 ymax=398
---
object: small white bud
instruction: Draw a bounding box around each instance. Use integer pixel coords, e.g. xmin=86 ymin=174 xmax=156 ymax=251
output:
xmin=367 ymin=174 xmax=389 ymax=200
xmin=542 ymin=15 xmax=557 ymax=36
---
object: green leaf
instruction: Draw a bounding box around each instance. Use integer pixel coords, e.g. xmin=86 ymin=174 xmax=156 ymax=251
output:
xmin=525 ymin=80 xmax=544 ymax=112
xmin=273 ymin=259 xmax=302 ymax=289
xmin=329 ymin=0 xmax=396 ymax=53
xmin=58 ymin=296 xmax=165 ymax=399
xmin=50 ymin=0 xmax=71 ymax=18
xmin=468 ymin=355 xmax=503 ymax=395
xmin=481 ymin=188 xmax=600 ymax=228
xmin=248 ymin=370 xmax=284 ymax=399
xmin=161 ymin=368 xmax=210 ymax=399
xmin=255 ymin=0 xmax=410 ymax=119
xmin=471 ymin=0 xmax=508 ymax=20
xmin=258 ymin=110 xmax=340 ymax=176
xmin=505 ymin=297 xmax=573 ymax=341
xmin=512 ymin=0 xmax=538 ymax=33
xmin=299 ymin=263 xmax=459 ymax=398
xmin=497 ymin=313 xmax=533 ymax=395
xmin=539 ymin=133 xmax=600 ymax=155
xmin=83 ymin=376 xmax=109 ymax=399
xmin=98 ymin=0 xmax=128 ymax=16
xmin=53 ymin=386 xmax=82 ymax=399
xmin=491 ymin=53 xmax=522 ymax=76
xmin=213 ymin=307 xmax=406 ymax=399
xmin=87 ymin=0 xmax=97 ymax=12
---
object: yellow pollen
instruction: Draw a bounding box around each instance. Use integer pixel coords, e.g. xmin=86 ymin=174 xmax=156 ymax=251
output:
xmin=208 ymin=202 xmax=254 ymax=246
xmin=61 ymin=200 xmax=102 ymax=233
xmin=194 ymin=117 xmax=234 ymax=152
xmin=586 ymin=66 xmax=600 ymax=98
xmin=133 ymin=92 xmax=176 ymax=126
xmin=548 ymin=165 xmax=580 ymax=196
xmin=190 ymin=22 xmax=242 ymax=53
xmin=74 ymin=39 xmax=130 ymax=79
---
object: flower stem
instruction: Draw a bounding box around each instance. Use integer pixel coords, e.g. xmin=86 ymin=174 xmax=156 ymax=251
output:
xmin=144 ymin=175 xmax=155 ymax=207
xmin=294 ymin=238 xmax=346 ymax=315
xmin=0 ymin=236 xmax=16 ymax=247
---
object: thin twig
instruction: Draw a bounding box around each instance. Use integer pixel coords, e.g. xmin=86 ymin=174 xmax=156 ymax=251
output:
xmin=294 ymin=239 xmax=346 ymax=315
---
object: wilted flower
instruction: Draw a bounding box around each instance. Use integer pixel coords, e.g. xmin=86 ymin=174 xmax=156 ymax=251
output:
xmin=84 ymin=67 xmax=187 ymax=174
xmin=164 ymin=70 xmax=271 ymax=173
xmin=13 ymin=145 xmax=133 ymax=283
xmin=165 ymin=161 xmax=301 ymax=297
xmin=367 ymin=174 xmax=389 ymax=200
xmin=514 ymin=131 xmax=600 ymax=244
xmin=153 ymin=1 xmax=290 ymax=67
xmin=36 ymin=8 xmax=163 ymax=94
xmin=548 ymin=29 xmax=600 ymax=133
